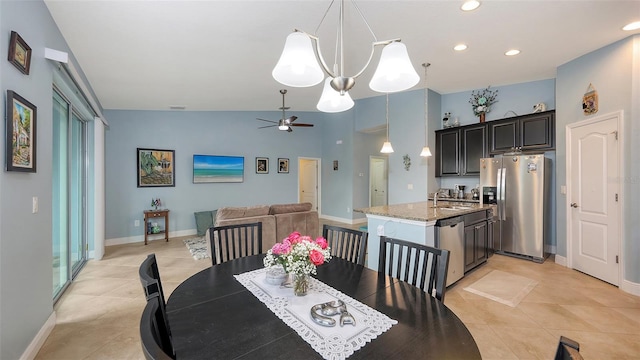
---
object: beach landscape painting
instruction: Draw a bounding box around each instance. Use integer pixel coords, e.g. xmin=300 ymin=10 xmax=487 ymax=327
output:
xmin=193 ymin=155 xmax=244 ymax=183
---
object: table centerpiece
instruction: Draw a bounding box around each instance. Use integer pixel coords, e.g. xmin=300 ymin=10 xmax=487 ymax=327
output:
xmin=263 ymin=231 xmax=331 ymax=296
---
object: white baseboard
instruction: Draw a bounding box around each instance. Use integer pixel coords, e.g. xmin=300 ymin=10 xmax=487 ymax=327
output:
xmin=20 ymin=312 xmax=56 ymax=360
xmin=319 ymin=215 xmax=367 ymax=226
xmin=621 ymin=279 xmax=640 ymax=296
xmin=554 ymin=254 xmax=567 ymax=266
xmin=106 ymin=229 xmax=197 ymax=246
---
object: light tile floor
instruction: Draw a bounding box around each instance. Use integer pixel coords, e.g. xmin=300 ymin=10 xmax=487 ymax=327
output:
xmin=36 ymin=224 xmax=640 ymax=359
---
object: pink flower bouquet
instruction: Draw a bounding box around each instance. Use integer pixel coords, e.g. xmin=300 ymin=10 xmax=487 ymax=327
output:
xmin=263 ymin=231 xmax=331 ymax=275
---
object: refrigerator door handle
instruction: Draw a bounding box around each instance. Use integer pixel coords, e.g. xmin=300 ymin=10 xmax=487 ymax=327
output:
xmin=500 ymin=167 xmax=507 ymax=221
xmin=496 ymin=167 xmax=502 ymax=220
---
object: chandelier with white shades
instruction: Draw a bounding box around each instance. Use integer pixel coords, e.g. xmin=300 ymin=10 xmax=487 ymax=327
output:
xmin=272 ymin=0 xmax=420 ymax=113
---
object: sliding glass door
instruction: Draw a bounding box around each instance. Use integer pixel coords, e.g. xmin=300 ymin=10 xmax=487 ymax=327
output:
xmin=53 ymin=89 xmax=88 ymax=300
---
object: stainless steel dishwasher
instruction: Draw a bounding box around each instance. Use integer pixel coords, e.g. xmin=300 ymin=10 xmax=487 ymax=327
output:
xmin=435 ymin=216 xmax=464 ymax=287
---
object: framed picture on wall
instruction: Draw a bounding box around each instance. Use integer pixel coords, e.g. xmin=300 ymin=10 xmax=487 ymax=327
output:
xmin=278 ymin=158 xmax=289 ymax=174
xmin=137 ymin=148 xmax=175 ymax=187
xmin=193 ymin=154 xmax=244 ymax=183
xmin=256 ymin=157 xmax=269 ymax=174
xmin=6 ymin=90 xmax=37 ymax=172
xmin=7 ymin=31 xmax=31 ymax=75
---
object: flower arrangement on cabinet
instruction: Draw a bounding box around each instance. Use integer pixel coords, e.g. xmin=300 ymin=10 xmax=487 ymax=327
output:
xmin=469 ymin=86 xmax=498 ymax=120
xmin=264 ymin=232 xmax=332 ymax=275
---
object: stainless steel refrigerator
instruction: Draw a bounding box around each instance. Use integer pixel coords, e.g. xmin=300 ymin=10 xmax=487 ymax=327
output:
xmin=479 ymin=154 xmax=551 ymax=262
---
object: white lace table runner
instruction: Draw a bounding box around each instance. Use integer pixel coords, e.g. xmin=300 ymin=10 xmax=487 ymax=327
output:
xmin=234 ymin=268 xmax=398 ymax=360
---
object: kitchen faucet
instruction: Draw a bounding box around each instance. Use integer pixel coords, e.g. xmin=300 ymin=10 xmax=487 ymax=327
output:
xmin=433 ymin=193 xmax=440 ymax=207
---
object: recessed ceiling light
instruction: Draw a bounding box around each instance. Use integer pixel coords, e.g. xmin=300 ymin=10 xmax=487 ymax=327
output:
xmin=454 ymin=44 xmax=468 ymax=51
xmin=623 ymin=21 xmax=640 ymax=31
xmin=505 ymin=49 xmax=521 ymax=56
xmin=461 ymin=0 xmax=480 ymax=11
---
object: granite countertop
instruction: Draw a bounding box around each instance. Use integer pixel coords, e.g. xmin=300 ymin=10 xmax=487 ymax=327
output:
xmin=354 ymin=201 xmax=489 ymax=222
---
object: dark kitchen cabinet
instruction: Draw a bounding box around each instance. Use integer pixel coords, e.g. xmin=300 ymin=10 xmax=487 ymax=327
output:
xmin=463 ymin=211 xmax=488 ymax=273
xmin=489 ymin=111 xmax=555 ymax=154
xmin=435 ymin=128 xmax=460 ymax=176
xmin=436 ymin=125 xmax=486 ymax=177
xmin=461 ymin=125 xmax=487 ymax=176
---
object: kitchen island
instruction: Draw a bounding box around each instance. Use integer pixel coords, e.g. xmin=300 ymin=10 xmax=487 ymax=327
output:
xmin=355 ymin=201 xmax=491 ymax=283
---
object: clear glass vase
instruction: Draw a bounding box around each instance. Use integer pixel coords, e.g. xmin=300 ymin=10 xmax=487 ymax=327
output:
xmin=293 ymin=273 xmax=310 ymax=296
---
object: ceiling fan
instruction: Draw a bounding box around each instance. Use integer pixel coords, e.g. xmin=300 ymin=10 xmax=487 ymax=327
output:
xmin=256 ymin=89 xmax=314 ymax=133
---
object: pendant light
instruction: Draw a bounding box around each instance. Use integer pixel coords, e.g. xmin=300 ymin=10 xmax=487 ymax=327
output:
xmin=272 ymin=0 xmax=419 ymax=113
xmin=420 ymin=63 xmax=433 ymax=157
xmin=380 ymin=94 xmax=394 ymax=153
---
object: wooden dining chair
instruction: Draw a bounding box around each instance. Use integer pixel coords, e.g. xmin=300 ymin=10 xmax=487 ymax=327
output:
xmin=209 ymin=222 xmax=263 ymax=265
xmin=140 ymin=294 xmax=175 ymax=360
xmin=378 ymin=236 xmax=450 ymax=302
xmin=322 ymin=225 xmax=368 ymax=266
xmin=554 ymin=336 xmax=583 ymax=360
xmin=139 ymin=254 xmax=166 ymax=301
xmin=138 ymin=253 xmax=173 ymax=353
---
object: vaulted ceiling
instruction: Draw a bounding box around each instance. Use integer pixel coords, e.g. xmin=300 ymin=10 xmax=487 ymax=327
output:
xmin=44 ymin=0 xmax=640 ymax=112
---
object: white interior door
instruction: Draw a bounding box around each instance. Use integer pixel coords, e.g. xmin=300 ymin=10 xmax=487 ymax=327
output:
xmin=299 ymin=158 xmax=318 ymax=211
xmin=369 ymin=156 xmax=388 ymax=207
xmin=568 ymin=113 xmax=620 ymax=285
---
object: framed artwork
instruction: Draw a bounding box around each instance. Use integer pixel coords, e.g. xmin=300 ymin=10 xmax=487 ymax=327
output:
xmin=137 ymin=148 xmax=175 ymax=187
xmin=7 ymin=31 xmax=31 ymax=75
xmin=6 ymin=90 xmax=37 ymax=172
xmin=256 ymin=157 xmax=269 ymax=174
xmin=278 ymin=158 xmax=289 ymax=174
xmin=193 ymin=154 xmax=244 ymax=183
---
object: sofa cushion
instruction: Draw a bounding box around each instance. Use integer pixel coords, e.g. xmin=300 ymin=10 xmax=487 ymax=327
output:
xmin=216 ymin=205 xmax=269 ymax=220
xmin=194 ymin=210 xmax=216 ymax=236
xmin=269 ymin=202 xmax=312 ymax=215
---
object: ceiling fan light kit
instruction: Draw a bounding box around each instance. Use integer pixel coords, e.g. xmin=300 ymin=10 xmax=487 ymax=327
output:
xmin=273 ymin=0 xmax=419 ymax=113
xmin=256 ymin=90 xmax=314 ymax=133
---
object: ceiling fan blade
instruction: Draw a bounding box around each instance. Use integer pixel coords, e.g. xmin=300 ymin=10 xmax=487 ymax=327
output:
xmin=286 ymin=116 xmax=298 ymax=123
xmin=287 ymin=127 xmax=293 ymax=133
xmin=290 ymin=123 xmax=314 ymax=127
xmin=258 ymin=125 xmax=277 ymax=129
xmin=256 ymin=118 xmax=277 ymax=124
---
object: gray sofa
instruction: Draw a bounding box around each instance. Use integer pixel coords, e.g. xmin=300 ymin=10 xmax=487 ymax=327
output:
xmin=205 ymin=203 xmax=319 ymax=258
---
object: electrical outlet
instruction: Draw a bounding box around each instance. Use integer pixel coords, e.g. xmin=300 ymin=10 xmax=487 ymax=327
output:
xmin=346 ymin=207 xmax=351 ymax=213
xmin=32 ymin=196 xmax=38 ymax=214
xmin=408 ymin=183 xmax=413 ymax=190
xmin=134 ymin=220 xmax=140 ymax=227
xmin=377 ymin=225 xmax=384 ymax=236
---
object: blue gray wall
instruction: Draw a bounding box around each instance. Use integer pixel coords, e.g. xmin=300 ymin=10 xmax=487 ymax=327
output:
xmin=0 ymin=1 xmax=100 ymax=358
xmin=557 ymin=35 xmax=640 ymax=284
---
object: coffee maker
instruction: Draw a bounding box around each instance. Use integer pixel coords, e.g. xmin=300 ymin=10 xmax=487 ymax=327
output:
xmin=456 ymin=185 xmax=466 ymax=199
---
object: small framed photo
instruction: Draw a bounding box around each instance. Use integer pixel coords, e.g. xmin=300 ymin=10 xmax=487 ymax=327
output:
xmin=8 ymin=31 xmax=31 ymax=75
xmin=137 ymin=148 xmax=175 ymax=187
xmin=278 ymin=158 xmax=289 ymax=174
xmin=6 ymin=90 xmax=37 ymax=172
xmin=256 ymin=157 xmax=269 ymax=174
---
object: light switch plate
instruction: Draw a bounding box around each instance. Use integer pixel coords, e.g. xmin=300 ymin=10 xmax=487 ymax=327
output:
xmin=377 ymin=225 xmax=384 ymax=236
xmin=32 ymin=196 xmax=38 ymax=214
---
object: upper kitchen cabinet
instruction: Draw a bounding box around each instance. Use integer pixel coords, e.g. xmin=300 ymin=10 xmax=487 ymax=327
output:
xmin=435 ymin=124 xmax=486 ymax=177
xmin=435 ymin=128 xmax=460 ymax=176
xmin=488 ymin=110 xmax=555 ymax=154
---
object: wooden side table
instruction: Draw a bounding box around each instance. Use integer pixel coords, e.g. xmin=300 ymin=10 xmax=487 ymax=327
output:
xmin=144 ymin=209 xmax=170 ymax=245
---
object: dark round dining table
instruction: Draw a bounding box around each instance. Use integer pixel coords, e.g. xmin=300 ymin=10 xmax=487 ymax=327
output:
xmin=166 ymin=254 xmax=481 ymax=359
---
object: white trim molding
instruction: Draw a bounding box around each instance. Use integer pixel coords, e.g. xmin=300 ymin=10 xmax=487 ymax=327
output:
xmin=20 ymin=312 xmax=56 ymax=360
xmin=620 ymin=279 xmax=640 ymax=296
xmin=106 ymin=229 xmax=197 ymax=246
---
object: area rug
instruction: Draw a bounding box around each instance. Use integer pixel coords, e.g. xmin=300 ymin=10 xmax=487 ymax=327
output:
xmin=182 ymin=237 xmax=210 ymax=260
xmin=463 ymin=270 xmax=538 ymax=307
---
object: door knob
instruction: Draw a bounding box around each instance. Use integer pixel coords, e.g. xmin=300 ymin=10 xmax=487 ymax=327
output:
xmin=570 ymin=202 xmax=579 ymax=208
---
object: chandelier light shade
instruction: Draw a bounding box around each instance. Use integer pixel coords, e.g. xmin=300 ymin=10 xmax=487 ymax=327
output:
xmin=317 ymin=78 xmax=355 ymax=112
xmin=369 ymin=42 xmax=420 ymax=93
xmin=272 ymin=0 xmax=419 ymax=113
xmin=380 ymin=94 xmax=394 ymax=153
xmin=272 ymin=32 xmax=324 ymax=87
